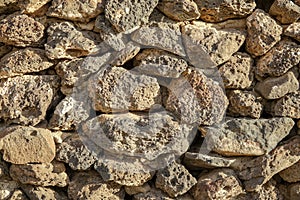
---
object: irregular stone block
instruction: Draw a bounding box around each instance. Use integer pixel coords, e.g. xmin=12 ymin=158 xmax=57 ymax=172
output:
xmin=125 ymin=184 xmax=151 ymax=195
xmin=22 ymin=185 xmax=68 ymax=200
xmin=279 ymin=161 xmax=300 ymax=182
xmin=203 ymin=117 xmax=295 ymax=156
xmin=111 ymin=42 xmax=140 ymax=66
xmin=269 ymin=0 xmax=300 ymax=24
xmin=285 ymin=22 xmax=300 ymax=42
xmin=270 ymin=91 xmax=300 ymax=118
xmin=18 ymin=0 xmax=51 ymax=14
xmin=0 ymin=180 xmax=19 ymax=200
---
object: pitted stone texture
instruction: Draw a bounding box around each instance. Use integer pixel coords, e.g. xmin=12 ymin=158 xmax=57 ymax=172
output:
xmin=0 ymin=180 xmax=19 ymax=200
xmin=125 ymin=184 xmax=151 ymax=195
xmin=256 ymin=40 xmax=300 ymax=77
xmin=246 ymin=9 xmax=282 ymax=57
xmin=0 ymin=14 xmax=44 ymax=47
xmin=111 ymin=42 xmax=140 ymax=66
xmin=269 ymin=0 xmax=300 ymax=24
xmin=68 ymin=171 xmax=123 ymax=200
xmin=157 ymin=0 xmax=200 ymax=21
xmin=8 ymin=189 xmax=29 ymax=200
xmin=47 ymin=0 xmax=104 ymax=22
xmin=279 ymin=161 xmax=300 ymax=182
xmin=0 ymin=75 xmax=59 ymax=125
xmin=219 ymin=52 xmax=254 ymax=89
xmin=88 ymin=66 xmax=161 ymax=113
xmin=227 ymin=90 xmax=263 ymax=119
xmin=18 ymin=0 xmax=51 ymax=14
xmin=0 ymin=126 xmax=55 ymax=164
xmin=105 ymin=0 xmax=158 ymax=32
xmin=166 ymin=68 xmax=228 ymax=125
xmin=195 ymin=0 xmax=256 ymax=22
xmin=191 ymin=168 xmax=243 ymax=200
xmin=0 ymin=48 xmax=54 ymax=78
xmin=155 ymin=161 xmax=197 ymax=197
xmin=134 ymin=49 xmax=188 ymax=78
xmin=239 ymin=136 xmax=300 ymax=191
xmin=285 ymin=22 xmax=300 ymax=42
xmin=10 ymin=162 xmax=69 ymax=187
xmin=0 ymin=0 xmax=19 ymax=14
xmin=22 ymin=185 xmax=68 ymax=200
xmin=45 ymin=22 xmax=99 ymax=59
xmin=182 ymin=23 xmax=245 ymax=67
xmin=56 ymin=135 xmax=96 ymax=170
xmin=203 ymin=117 xmax=295 ymax=156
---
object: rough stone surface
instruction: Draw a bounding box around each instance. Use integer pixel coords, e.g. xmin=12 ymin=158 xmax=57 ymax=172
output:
xmin=47 ymin=0 xmax=104 ymax=22
xmin=155 ymin=161 xmax=197 ymax=197
xmin=9 ymin=162 xmax=69 ymax=187
xmin=111 ymin=42 xmax=140 ymax=66
xmin=219 ymin=52 xmax=254 ymax=89
xmin=191 ymin=168 xmax=243 ymax=200
xmin=0 ymin=156 xmax=9 ymax=179
xmin=269 ymin=0 xmax=300 ymax=24
xmin=133 ymin=188 xmax=194 ymax=200
xmin=157 ymin=0 xmax=200 ymax=21
xmin=202 ymin=117 xmax=295 ymax=156
xmin=105 ymin=0 xmax=159 ymax=32
xmin=0 ymin=14 xmax=44 ymax=47
xmin=22 ymin=185 xmax=68 ymax=200
xmin=289 ymin=183 xmax=300 ymax=200
xmin=0 ymin=75 xmax=59 ymax=125
xmin=8 ymin=189 xmax=29 ymax=200
xmin=18 ymin=0 xmax=51 ymax=14
xmin=239 ymin=136 xmax=300 ymax=191
xmin=0 ymin=0 xmax=19 ymax=14
xmin=246 ymin=9 xmax=282 ymax=56
xmin=0 ymin=43 xmax=12 ymax=58
xmin=0 ymin=180 xmax=19 ymax=200
xmin=0 ymin=126 xmax=55 ymax=164
xmin=125 ymin=184 xmax=151 ymax=195
xmin=279 ymin=161 xmax=300 ymax=182
xmin=195 ymin=0 xmax=256 ymax=22
xmin=0 ymin=48 xmax=54 ymax=78
xmin=285 ymin=22 xmax=300 ymax=42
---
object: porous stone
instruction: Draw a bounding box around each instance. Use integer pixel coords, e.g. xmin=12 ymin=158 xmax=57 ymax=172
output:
xmin=47 ymin=0 xmax=104 ymax=22
xmin=0 ymin=75 xmax=59 ymax=125
xmin=246 ymin=9 xmax=282 ymax=56
xmin=269 ymin=0 xmax=300 ymax=24
xmin=21 ymin=185 xmax=68 ymax=200
xmin=0 ymin=0 xmax=19 ymax=14
xmin=18 ymin=0 xmax=51 ymax=14
xmin=155 ymin=161 xmax=197 ymax=197
xmin=0 ymin=126 xmax=55 ymax=164
xmin=88 ymin=66 xmax=161 ymax=113
xmin=157 ymin=0 xmax=200 ymax=21
xmin=133 ymin=49 xmax=188 ymax=78
xmin=56 ymin=135 xmax=97 ymax=170
xmin=195 ymin=0 xmax=256 ymax=22
xmin=239 ymin=136 xmax=300 ymax=191
xmin=0 ymin=180 xmax=19 ymax=200
xmin=202 ymin=117 xmax=295 ymax=156
xmin=285 ymin=22 xmax=300 ymax=42
xmin=0 ymin=48 xmax=54 ymax=78
xmin=0 ymin=14 xmax=44 ymax=47
xmin=125 ymin=184 xmax=151 ymax=195
xmin=9 ymin=162 xmax=69 ymax=187
xmin=227 ymin=90 xmax=263 ymax=119
xmin=182 ymin=23 xmax=245 ymax=67
xmin=279 ymin=161 xmax=300 ymax=182
xmin=111 ymin=42 xmax=140 ymax=66
xmin=191 ymin=168 xmax=243 ymax=200
xmin=8 ymin=189 xmax=29 ymax=200
xmin=105 ymin=0 xmax=159 ymax=32
xmin=219 ymin=52 xmax=254 ymax=89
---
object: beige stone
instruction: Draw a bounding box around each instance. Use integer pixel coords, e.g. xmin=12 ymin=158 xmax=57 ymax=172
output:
xmin=270 ymin=91 xmax=300 ymax=118
xmin=21 ymin=185 xmax=68 ymax=200
xmin=269 ymin=0 xmax=300 ymax=24
xmin=18 ymin=0 xmax=51 ymax=13
xmin=285 ymin=22 xmax=300 ymax=42
xmin=133 ymin=187 xmax=194 ymax=200
xmin=279 ymin=161 xmax=300 ymax=182
xmin=125 ymin=184 xmax=151 ymax=195
xmin=8 ymin=189 xmax=29 ymax=200
xmin=0 ymin=180 xmax=19 ymax=200
xmin=111 ymin=42 xmax=140 ymax=66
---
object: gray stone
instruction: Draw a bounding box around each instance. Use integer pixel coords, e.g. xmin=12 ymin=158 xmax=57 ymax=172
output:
xmin=111 ymin=42 xmax=140 ymax=66
xmin=285 ymin=22 xmax=300 ymax=42
xmin=279 ymin=161 xmax=300 ymax=182
xmin=125 ymin=183 xmax=151 ymax=195
xmin=269 ymin=0 xmax=300 ymax=24
xmin=21 ymin=185 xmax=68 ymax=200
xmin=0 ymin=180 xmax=19 ymax=200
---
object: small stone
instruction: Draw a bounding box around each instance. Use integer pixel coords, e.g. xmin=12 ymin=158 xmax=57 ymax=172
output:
xmin=21 ymin=185 xmax=68 ymax=200
xmin=269 ymin=0 xmax=300 ymax=24
xmin=8 ymin=189 xmax=29 ymax=200
xmin=157 ymin=0 xmax=200 ymax=21
xmin=239 ymin=136 xmax=300 ymax=191
xmin=18 ymin=0 xmax=51 ymax=14
xmin=105 ymin=0 xmax=159 ymax=32
xmin=0 ymin=48 xmax=54 ymax=78
xmin=289 ymin=183 xmax=300 ymax=200
xmin=155 ymin=161 xmax=197 ymax=197
xmin=111 ymin=42 xmax=140 ymax=66
xmin=195 ymin=0 xmax=256 ymax=22
xmin=246 ymin=9 xmax=282 ymax=57
xmin=0 ymin=126 xmax=56 ymax=164
xmin=203 ymin=117 xmax=295 ymax=156
xmin=56 ymin=135 xmax=96 ymax=170
xmin=285 ymin=22 xmax=300 ymax=42
xmin=125 ymin=183 xmax=151 ymax=195
xmin=10 ymin=162 xmax=69 ymax=187
xmin=219 ymin=52 xmax=254 ymax=89
xmin=0 ymin=14 xmax=44 ymax=47
xmin=0 ymin=180 xmax=19 ymax=200
xmin=279 ymin=161 xmax=300 ymax=182
xmin=191 ymin=168 xmax=243 ymax=200
xmin=270 ymin=91 xmax=300 ymax=118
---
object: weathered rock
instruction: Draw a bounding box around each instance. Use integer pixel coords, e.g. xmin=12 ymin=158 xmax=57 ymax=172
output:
xmin=18 ymin=0 xmax=51 ymax=14
xmin=0 ymin=156 xmax=9 ymax=179
xmin=157 ymin=0 xmax=200 ymax=21
xmin=0 ymin=180 xmax=19 ymax=200
xmin=105 ymin=0 xmax=159 ymax=32
xmin=133 ymin=49 xmax=188 ymax=78
xmin=133 ymin=187 xmax=194 ymax=200
xmin=111 ymin=42 xmax=140 ymax=66
xmin=0 ymin=43 xmax=12 ymax=58
xmin=0 ymin=126 xmax=55 ymax=164
xmin=8 ymin=189 xmax=29 ymax=200
xmin=219 ymin=52 xmax=254 ymax=89
xmin=246 ymin=9 xmax=282 ymax=56
xmin=0 ymin=14 xmax=44 ymax=47
xmin=125 ymin=183 xmax=151 ymax=195
xmin=0 ymin=48 xmax=54 ymax=78
xmin=47 ymin=0 xmax=104 ymax=22
xmin=0 ymin=0 xmax=19 ymax=14
xmin=202 ymin=117 xmax=295 ymax=156
xmin=56 ymin=135 xmax=96 ymax=170
xmin=10 ymin=162 xmax=69 ymax=187
xmin=0 ymin=75 xmax=59 ymax=125
xmin=239 ymin=136 xmax=300 ymax=191
xmin=279 ymin=161 xmax=300 ymax=182
xmin=195 ymin=0 xmax=256 ymax=22
xmin=191 ymin=168 xmax=243 ymax=200
xmin=285 ymin=22 xmax=300 ymax=42
xmin=289 ymin=183 xmax=300 ymax=200
xmin=21 ymin=185 xmax=68 ymax=200
xmin=155 ymin=161 xmax=197 ymax=197
xmin=149 ymin=8 xmax=179 ymax=24
xmin=182 ymin=23 xmax=245 ymax=67
xmin=227 ymin=90 xmax=263 ymax=119
xmin=68 ymin=171 xmax=123 ymax=200
xmin=269 ymin=0 xmax=300 ymax=24
xmin=88 ymin=66 xmax=161 ymax=113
